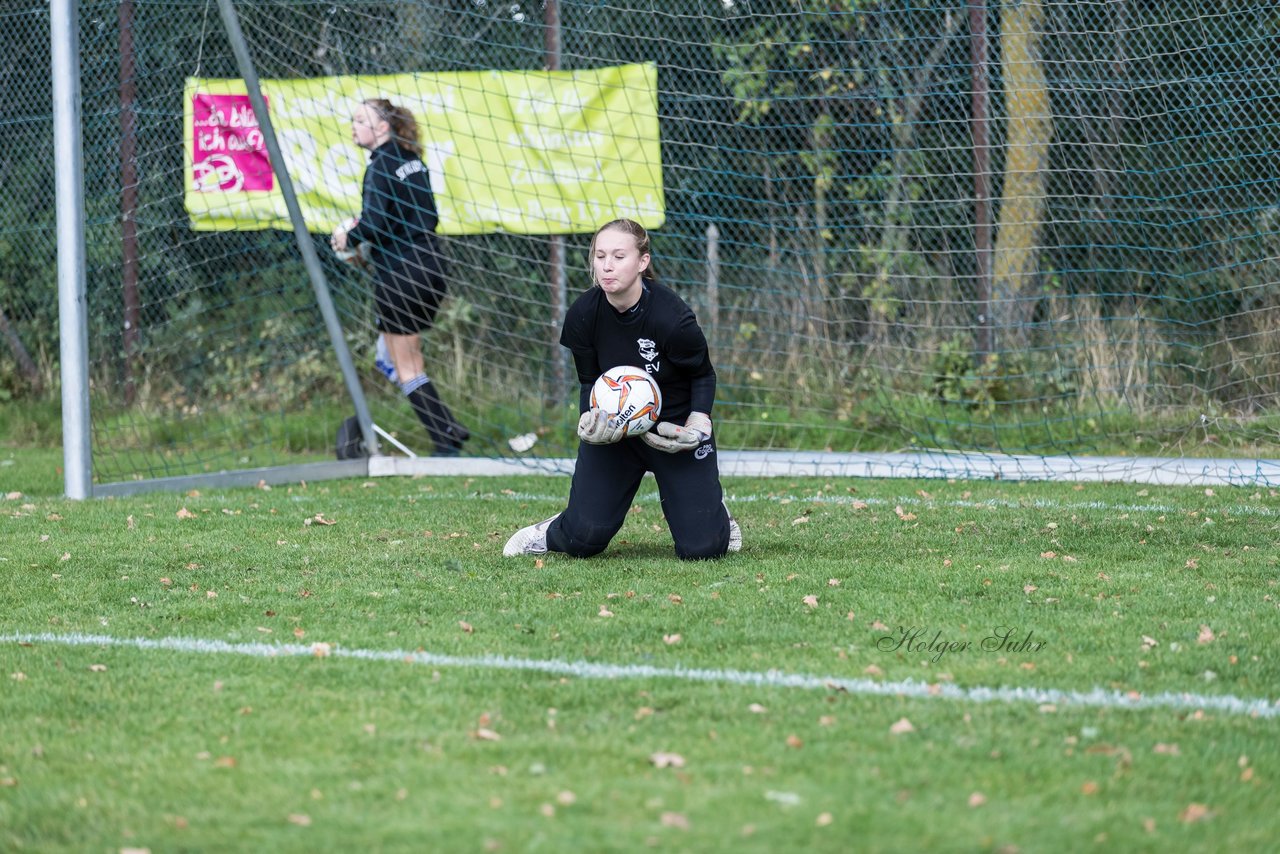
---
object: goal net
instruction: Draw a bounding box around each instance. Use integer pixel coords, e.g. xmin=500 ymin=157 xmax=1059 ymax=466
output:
xmin=28 ymin=0 xmax=1280 ymax=493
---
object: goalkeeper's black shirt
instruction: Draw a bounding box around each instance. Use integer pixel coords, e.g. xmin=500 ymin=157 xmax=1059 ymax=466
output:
xmin=560 ymin=281 xmax=717 ymax=423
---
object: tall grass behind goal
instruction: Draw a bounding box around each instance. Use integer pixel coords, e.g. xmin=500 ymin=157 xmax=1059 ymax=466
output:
xmin=27 ymin=0 xmax=1280 ymax=495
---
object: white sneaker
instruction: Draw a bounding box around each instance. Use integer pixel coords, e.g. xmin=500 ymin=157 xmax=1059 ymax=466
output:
xmin=726 ymin=507 xmax=742 ymax=553
xmin=503 ymin=514 xmax=560 ymax=557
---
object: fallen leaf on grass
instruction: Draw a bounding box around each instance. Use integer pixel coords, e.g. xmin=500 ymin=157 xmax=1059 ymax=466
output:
xmin=176 ymin=507 xmax=196 ymax=519
xmin=473 ymin=728 xmax=501 ymax=742
xmin=88 ymin=664 xmax=107 ymax=672
xmin=598 ymin=606 xmax=614 ymax=618
xmin=889 ymin=718 xmax=914 ymax=735
xmin=802 ymin=595 xmax=819 ymax=608
xmin=287 ymin=814 xmax=312 ymax=826
xmin=968 ymin=792 xmax=987 ymax=808
xmin=1197 ymin=625 xmax=1215 ymax=644
xmin=662 ymin=634 xmax=681 ymax=645
xmin=815 ymin=812 xmax=834 ymax=826
xmin=649 ymin=751 xmax=685 ymax=769
xmin=748 ymin=703 xmax=767 ymax=714
xmin=1178 ymin=803 xmax=1213 ymax=823
xmin=459 ymin=621 xmax=474 ymax=634
xmin=660 ymin=812 xmax=690 ymax=830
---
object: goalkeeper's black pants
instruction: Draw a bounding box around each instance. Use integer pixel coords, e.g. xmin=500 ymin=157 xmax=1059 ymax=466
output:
xmin=545 ymin=432 xmax=730 ymax=561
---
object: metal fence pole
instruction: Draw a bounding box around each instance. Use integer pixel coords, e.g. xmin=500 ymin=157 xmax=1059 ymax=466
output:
xmin=545 ymin=0 xmax=568 ymax=405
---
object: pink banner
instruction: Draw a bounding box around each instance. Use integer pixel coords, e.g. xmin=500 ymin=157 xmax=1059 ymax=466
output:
xmin=191 ymin=94 xmax=273 ymax=192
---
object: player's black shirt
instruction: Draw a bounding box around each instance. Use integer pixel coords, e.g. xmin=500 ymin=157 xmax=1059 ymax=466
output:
xmin=347 ymin=141 xmax=439 ymax=263
xmin=560 ymin=280 xmax=716 ymax=423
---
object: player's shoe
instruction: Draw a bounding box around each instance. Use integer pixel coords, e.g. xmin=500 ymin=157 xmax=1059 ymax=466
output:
xmin=503 ymin=514 xmax=560 ymax=557
xmin=726 ymin=503 xmax=742 ymax=553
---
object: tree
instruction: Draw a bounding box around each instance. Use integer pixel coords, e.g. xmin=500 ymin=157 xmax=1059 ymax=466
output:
xmin=992 ymin=0 xmax=1052 ymax=344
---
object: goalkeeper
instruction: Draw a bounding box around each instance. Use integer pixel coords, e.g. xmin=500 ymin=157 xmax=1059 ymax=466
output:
xmin=504 ymin=218 xmax=740 ymax=560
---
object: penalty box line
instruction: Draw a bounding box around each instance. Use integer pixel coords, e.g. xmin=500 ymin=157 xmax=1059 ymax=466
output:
xmin=7 ymin=631 xmax=1278 ymax=720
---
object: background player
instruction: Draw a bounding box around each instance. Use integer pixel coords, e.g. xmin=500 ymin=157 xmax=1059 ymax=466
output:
xmin=332 ymin=98 xmax=467 ymax=456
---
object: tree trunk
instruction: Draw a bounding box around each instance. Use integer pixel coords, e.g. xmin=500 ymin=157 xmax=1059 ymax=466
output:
xmin=0 ymin=302 xmax=42 ymax=392
xmin=992 ymin=0 xmax=1053 ymax=348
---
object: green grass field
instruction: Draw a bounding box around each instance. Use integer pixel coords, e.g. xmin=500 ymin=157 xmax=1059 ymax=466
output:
xmin=2 ymin=464 xmax=1278 ymax=852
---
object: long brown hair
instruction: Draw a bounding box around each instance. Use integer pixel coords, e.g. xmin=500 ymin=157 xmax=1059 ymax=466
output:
xmin=364 ymin=98 xmax=422 ymax=157
xmin=589 ymin=218 xmax=657 ymax=284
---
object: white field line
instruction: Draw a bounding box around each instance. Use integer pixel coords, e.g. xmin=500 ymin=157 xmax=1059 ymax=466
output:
xmin=8 ymin=631 xmax=1278 ymax=719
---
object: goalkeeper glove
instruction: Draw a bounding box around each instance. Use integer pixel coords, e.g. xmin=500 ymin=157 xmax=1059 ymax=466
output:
xmin=642 ymin=412 xmax=712 ymax=454
xmin=577 ymin=408 xmax=627 ymax=445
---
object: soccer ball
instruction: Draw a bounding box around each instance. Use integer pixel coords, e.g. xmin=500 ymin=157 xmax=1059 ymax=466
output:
xmin=591 ymin=365 xmax=662 ymax=437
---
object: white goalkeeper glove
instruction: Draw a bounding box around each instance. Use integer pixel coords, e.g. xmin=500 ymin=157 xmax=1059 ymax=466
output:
xmin=577 ymin=408 xmax=627 ymax=445
xmin=642 ymin=412 xmax=712 ymax=454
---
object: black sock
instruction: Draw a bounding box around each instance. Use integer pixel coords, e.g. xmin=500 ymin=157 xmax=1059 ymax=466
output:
xmin=403 ymin=376 xmax=467 ymax=452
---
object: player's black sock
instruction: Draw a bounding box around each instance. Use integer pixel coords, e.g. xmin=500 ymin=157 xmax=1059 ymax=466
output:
xmin=402 ymin=375 xmax=467 ymax=454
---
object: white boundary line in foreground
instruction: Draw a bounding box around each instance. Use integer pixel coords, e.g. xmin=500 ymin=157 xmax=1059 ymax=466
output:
xmin=8 ymin=632 xmax=1277 ymax=719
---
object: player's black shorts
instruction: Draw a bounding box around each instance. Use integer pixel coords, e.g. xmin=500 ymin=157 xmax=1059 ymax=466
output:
xmin=373 ymin=242 xmax=448 ymax=335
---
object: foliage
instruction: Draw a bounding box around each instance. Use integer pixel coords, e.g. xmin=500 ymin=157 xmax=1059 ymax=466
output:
xmin=5 ymin=0 xmax=1280 ymax=477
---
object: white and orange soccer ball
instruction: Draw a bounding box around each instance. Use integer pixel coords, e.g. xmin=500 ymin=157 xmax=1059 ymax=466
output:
xmin=590 ymin=365 xmax=662 ymax=437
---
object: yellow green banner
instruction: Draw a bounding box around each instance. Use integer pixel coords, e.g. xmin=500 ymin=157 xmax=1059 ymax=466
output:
xmin=184 ymin=63 xmax=663 ymax=235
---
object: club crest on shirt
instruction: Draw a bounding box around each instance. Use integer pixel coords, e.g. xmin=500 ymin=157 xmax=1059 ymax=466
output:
xmin=637 ymin=337 xmax=659 ymax=372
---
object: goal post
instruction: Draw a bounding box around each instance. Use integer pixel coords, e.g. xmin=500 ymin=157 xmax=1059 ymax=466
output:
xmin=213 ymin=0 xmax=380 ymax=462
xmin=35 ymin=0 xmax=1280 ymax=497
